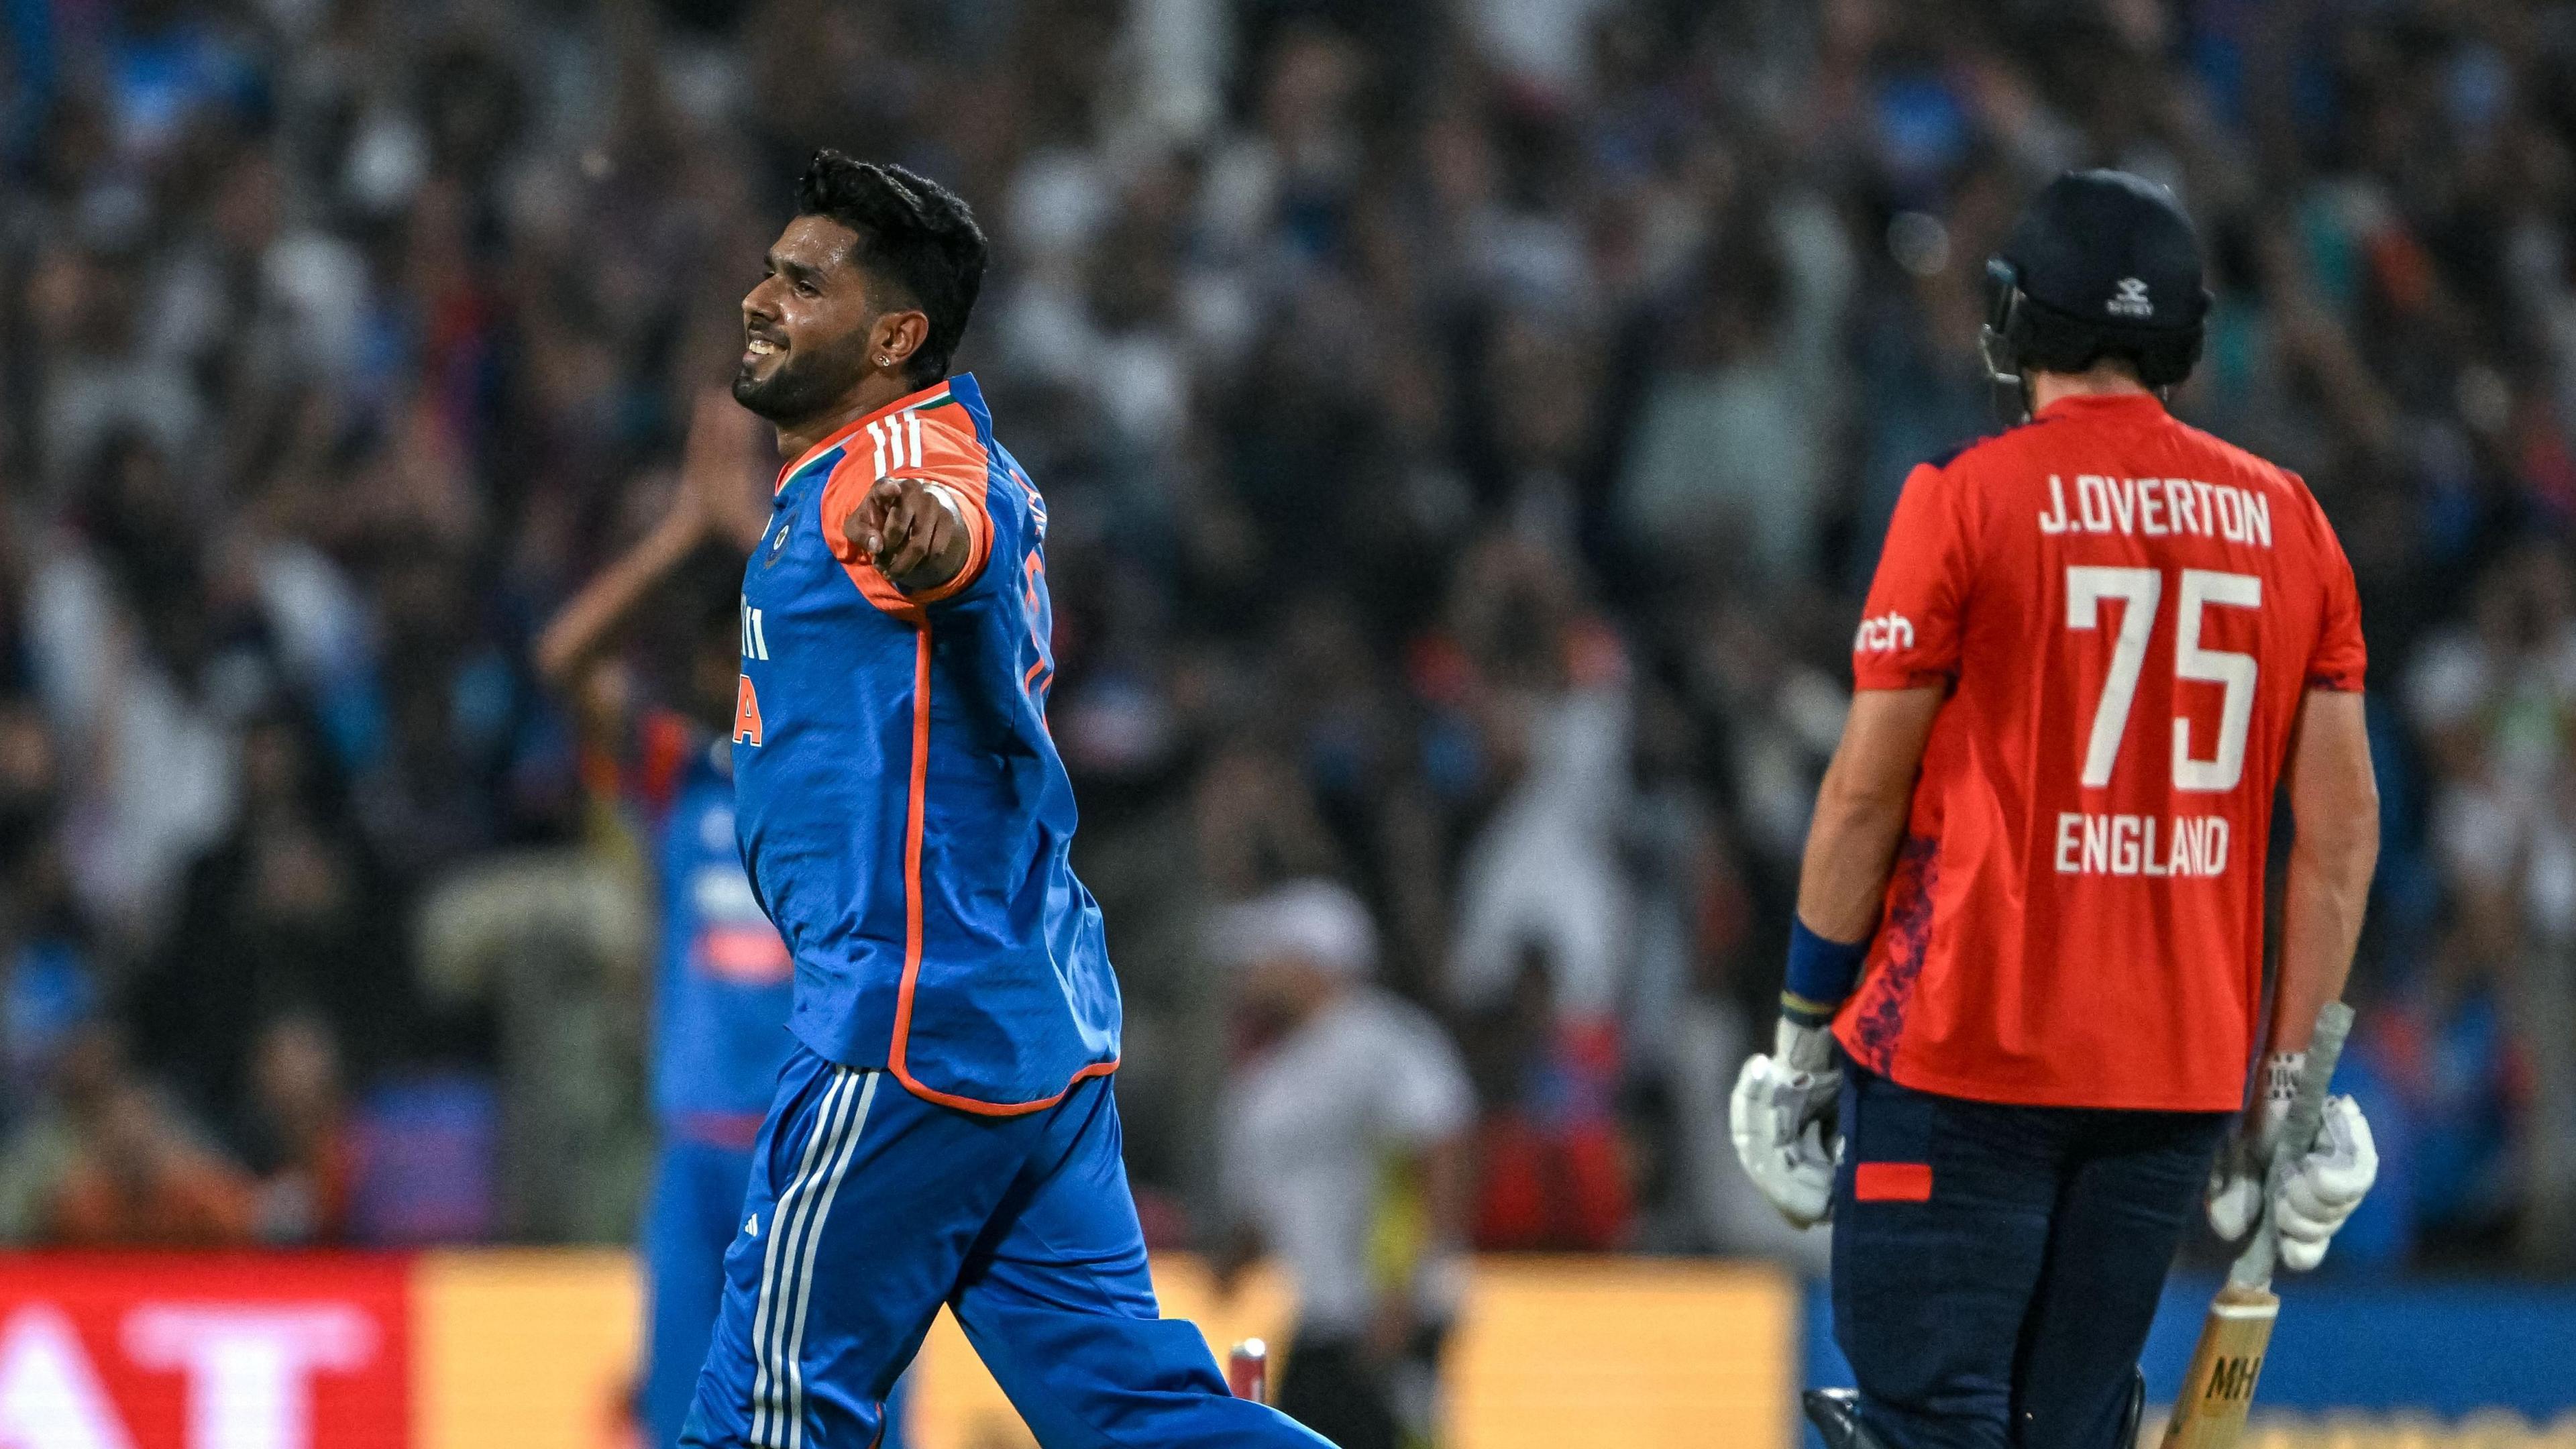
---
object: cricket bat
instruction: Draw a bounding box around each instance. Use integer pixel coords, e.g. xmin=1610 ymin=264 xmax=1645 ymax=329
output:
xmin=2157 ymin=1000 xmax=2353 ymax=1449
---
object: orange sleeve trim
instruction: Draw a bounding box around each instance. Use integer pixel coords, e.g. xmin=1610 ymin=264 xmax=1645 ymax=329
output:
xmin=906 ymin=402 xmax=996 ymax=602
xmin=822 ymin=452 xmax=927 ymax=625
xmin=775 ymin=380 xmax=959 ymax=492
xmin=902 ymin=478 xmax=991 ymax=606
xmin=819 ymin=407 xmax=998 ymax=618
xmin=883 ymin=625 xmax=1117 ymax=1117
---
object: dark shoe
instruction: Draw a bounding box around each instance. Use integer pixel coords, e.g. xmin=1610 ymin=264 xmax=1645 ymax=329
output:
xmin=1801 ymin=1388 xmax=1887 ymax=1449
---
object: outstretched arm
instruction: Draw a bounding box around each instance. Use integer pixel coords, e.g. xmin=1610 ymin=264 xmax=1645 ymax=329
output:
xmin=842 ymin=476 xmax=977 ymax=595
xmin=535 ymin=390 xmax=769 ymax=693
xmin=534 ymin=504 xmax=706 ymax=695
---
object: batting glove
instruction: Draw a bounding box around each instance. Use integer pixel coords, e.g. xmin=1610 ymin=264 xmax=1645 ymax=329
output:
xmin=2271 ymin=1095 xmax=2377 ymax=1271
xmin=2206 ymin=1052 xmax=2299 ymax=1242
xmin=1730 ymin=1019 xmax=1841 ymax=1229
xmin=2205 ymin=1041 xmax=2308 ymax=1237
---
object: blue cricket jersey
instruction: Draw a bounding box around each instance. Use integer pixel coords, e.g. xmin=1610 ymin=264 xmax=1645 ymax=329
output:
xmin=633 ymin=716 xmax=796 ymax=1140
xmin=729 ymin=374 xmax=1122 ymax=1114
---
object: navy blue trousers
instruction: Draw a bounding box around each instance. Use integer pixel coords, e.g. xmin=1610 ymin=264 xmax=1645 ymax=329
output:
xmin=1831 ymin=1068 xmax=2231 ymax=1449
xmin=683 ymin=1046 xmax=1327 ymax=1449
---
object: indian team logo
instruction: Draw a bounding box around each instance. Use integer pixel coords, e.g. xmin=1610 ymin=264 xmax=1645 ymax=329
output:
xmin=763 ymin=515 xmax=793 ymax=568
xmin=2107 ymin=277 xmax=2154 ymax=319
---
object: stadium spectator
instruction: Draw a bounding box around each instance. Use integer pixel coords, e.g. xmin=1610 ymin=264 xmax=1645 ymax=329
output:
xmin=0 ymin=0 xmax=2567 ymax=1276
xmin=129 ymin=707 xmax=403 ymax=1127
xmin=0 ymin=1020 xmax=121 ymax=1240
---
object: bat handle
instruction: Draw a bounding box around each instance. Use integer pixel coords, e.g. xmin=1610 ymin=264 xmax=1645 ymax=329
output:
xmin=2227 ymin=1001 xmax=2353 ymax=1291
xmin=1228 ymin=1338 xmax=1269 ymax=1402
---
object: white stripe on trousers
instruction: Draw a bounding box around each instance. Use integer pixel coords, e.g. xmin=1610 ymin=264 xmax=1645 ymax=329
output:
xmin=780 ymin=1072 xmax=877 ymax=1449
xmin=747 ymin=1068 xmax=853 ymax=1446
xmin=748 ymin=1067 xmax=878 ymax=1448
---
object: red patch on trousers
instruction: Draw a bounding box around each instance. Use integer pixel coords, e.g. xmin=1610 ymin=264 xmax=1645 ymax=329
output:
xmin=1854 ymin=1162 xmax=1933 ymax=1201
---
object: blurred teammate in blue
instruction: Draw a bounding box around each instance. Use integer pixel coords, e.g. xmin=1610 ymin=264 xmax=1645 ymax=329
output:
xmin=537 ymin=394 xmax=902 ymax=1449
xmin=680 ymin=151 xmax=1327 ymax=1449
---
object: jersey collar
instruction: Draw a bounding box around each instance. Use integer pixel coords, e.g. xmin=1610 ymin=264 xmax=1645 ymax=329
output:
xmin=773 ymin=378 xmax=958 ymax=494
xmin=2033 ymin=390 xmax=2167 ymax=423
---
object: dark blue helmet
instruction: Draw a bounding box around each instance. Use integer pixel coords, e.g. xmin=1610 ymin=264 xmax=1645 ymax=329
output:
xmin=1982 ymin=170 xmax=2210 ymax=392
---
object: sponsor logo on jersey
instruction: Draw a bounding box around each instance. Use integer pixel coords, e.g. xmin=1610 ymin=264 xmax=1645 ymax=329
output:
xmin=1854 ymin=612 xmax=1917 ymax=653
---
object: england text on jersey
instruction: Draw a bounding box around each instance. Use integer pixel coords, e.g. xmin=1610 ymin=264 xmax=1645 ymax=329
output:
xmin=1834 ymin=392 xmax=2365 ymax=1112
xmin=2052 ymin=811 xmax=2229 ymax=878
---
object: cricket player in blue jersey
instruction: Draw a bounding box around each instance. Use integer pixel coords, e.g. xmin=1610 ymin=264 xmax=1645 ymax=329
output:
xmin=538 ymin=392 xmax=922 ymax=1449
xmin=681 ymin=151 xmax=1328 ymax=1449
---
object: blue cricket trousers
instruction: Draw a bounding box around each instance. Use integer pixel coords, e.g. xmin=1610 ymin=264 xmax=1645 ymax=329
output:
xmin=643 ymin=1134 xmax=910 ymax=1449
xmin=644 ymin=1136 xmax=759 ymax=1448
xmin=683 ymin=1044 xmax=1328 ymax=1449
xmin=1831 ymin=1067 xmax=2232 ymax=1449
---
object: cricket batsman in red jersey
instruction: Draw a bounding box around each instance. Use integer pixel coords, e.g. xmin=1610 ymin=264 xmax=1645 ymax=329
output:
xmin=1731 ymin=172 xmax=2384 ymax=1449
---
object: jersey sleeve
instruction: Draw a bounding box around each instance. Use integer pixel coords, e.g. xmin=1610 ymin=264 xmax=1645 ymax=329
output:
xmin=820 ymin=409 xmax=1002 ymax=618
xmin=1853 ymin=461 xmax=1977 ymax=690
xmin=2304 ymin=495 xmax=2367 ymax=692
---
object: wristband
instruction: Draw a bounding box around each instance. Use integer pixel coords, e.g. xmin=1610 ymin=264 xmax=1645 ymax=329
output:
xmin=1783 ymin=917 xmax=1871 ymax=1027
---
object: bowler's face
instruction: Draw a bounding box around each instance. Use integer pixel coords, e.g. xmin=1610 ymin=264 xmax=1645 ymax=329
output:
xmin=735 ymin=215 xmax=879 ymax=425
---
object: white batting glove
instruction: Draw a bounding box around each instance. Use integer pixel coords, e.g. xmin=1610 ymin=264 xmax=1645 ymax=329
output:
xmin=1730 ymin=1019 xmax=1841 ymax=1229
xmin=2271 ymin=1095 xmax=2377 ymax=1272
xmin=2206 ymin=1052 xmax=2299 ymax=1242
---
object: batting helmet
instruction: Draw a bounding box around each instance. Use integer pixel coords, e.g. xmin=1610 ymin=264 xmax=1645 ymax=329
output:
xmin=1981 ymin=169 xmax=2210 ymax=395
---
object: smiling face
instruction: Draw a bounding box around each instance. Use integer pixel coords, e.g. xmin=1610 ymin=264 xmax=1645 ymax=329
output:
xmin=733 ymin=215 xmax=886 ymax=427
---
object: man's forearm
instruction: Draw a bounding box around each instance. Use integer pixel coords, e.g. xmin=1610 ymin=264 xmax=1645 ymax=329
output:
xmin=1779 ymin=687 xmax=1942 ymax=1024
xmin=2272 ymin=830 xmax=2375 ymax=1053
xmin=2271 ymin=689 xmax=2379 ymax=1055
xmin=535 ymin=514 xmax=704 ymax=692
xmin=1796 ymin=772 xmax=1915 ymax=945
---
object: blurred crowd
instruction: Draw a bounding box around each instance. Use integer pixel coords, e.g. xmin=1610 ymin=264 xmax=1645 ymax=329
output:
xmin=0 ymin=0 xmax=2571 ymax=1277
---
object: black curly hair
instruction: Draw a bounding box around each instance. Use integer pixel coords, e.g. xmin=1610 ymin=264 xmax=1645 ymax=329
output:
xmin=795 ymin=151 xmax=988 ymax=386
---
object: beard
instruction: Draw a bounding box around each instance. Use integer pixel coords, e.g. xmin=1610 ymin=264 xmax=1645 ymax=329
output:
xmin=731 ymin=328 xmax=874 ymax=425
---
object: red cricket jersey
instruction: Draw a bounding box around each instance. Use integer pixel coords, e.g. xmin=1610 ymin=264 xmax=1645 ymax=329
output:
xmin=1832 ymin=392 xmax=2367 ymax=1112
